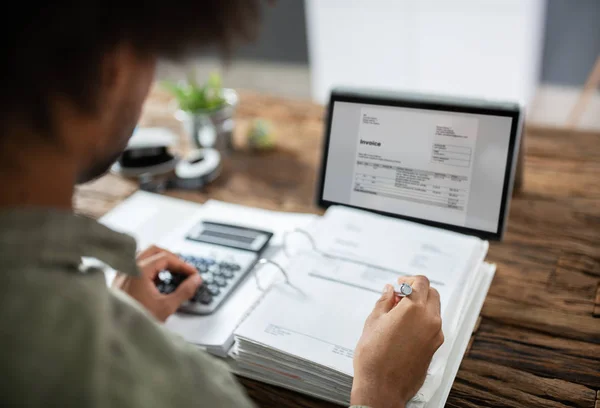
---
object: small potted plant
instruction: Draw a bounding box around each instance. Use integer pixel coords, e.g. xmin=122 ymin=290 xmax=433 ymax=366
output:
xmin=162 ymin=71 xmax=238 ymax=153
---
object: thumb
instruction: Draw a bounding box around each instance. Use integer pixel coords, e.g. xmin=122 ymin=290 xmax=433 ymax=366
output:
xmin=370 ymin=284 xmax=396 ymax=319
xmin=166 ymin=274 xmax=202 ymax=311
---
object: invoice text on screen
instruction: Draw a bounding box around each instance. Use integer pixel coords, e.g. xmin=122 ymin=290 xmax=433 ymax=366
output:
xmin=350 ymin=106 xmax=479 ymax=226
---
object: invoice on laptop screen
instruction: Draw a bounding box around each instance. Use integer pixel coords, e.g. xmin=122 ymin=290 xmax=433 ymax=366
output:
xmin=318 ymin=91 xmax=521 ymax=240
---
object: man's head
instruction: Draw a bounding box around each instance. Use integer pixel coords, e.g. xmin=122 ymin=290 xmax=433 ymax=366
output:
xmin=2 ymin=3 xmax=261 ymax=185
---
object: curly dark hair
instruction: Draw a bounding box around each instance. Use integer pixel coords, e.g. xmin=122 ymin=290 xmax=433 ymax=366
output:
xmin=2 ymin=2 xmax=263 ymax=134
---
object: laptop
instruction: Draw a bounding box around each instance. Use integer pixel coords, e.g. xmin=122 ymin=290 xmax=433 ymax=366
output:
xmin=316 ymin=87 xmax=523 ymax=240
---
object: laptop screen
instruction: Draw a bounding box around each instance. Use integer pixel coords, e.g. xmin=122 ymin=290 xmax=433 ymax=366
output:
xmin=318 ymin=91 xmax=521 ymax=240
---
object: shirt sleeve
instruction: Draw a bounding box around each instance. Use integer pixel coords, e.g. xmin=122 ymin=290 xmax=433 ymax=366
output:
xmin=174 ymin=338 xmax=257 ymax=408
xmin=106 ymin=288 xmax=257 ymax=408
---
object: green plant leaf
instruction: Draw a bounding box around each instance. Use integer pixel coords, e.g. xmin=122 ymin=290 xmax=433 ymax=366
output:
xmin=207 ymin=72 xmax=221 ymax=89
xmin=161 ymin=71 xmax=226 ymax=113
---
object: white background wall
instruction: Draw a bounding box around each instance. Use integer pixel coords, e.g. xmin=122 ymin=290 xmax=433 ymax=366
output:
xmin=165 ymin=0 xmax=599 ymax=129
xmin=305 ymin=0 xmax=547 ymax=107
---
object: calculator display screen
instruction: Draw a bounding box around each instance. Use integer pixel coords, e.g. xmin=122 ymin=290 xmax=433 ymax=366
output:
xmin=186 ymin=221 xmax=273 ymax=253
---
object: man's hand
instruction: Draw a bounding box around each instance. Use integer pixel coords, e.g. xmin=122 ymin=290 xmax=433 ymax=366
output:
xmin=351 ymin=276 xmax=444 ymax=408
xmin=113 ymin=245 xmax=202 ymax=322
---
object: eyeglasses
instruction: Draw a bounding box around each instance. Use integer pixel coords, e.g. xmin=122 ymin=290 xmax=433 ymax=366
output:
xmin=250 ymin=228 xmax=410 ymax=293
xmin=250 ymin=229 xmax=318 ymax=291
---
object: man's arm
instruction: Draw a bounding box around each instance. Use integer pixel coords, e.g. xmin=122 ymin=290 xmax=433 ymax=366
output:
xmin=109 ymin=280 xmax=257 ymax=408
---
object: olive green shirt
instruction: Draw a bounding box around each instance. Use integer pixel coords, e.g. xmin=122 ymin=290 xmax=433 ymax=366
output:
xmin=0 ymin=209 xmax=368 ymax=408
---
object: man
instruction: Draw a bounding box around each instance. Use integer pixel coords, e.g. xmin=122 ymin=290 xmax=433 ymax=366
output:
xmin=0 ymin=3 xmax=443 ymax=408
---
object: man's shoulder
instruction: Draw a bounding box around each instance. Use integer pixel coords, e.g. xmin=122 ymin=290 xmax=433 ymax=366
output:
xmin=0 ymin=266 xmax=198 ymax=399
xmin=0 ymin=266 xmax=121 ymax=404
xmin=0 ymin=266 xmax=253 ymax=407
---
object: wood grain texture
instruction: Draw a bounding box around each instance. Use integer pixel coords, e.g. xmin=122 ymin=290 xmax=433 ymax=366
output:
xmin=594 ymin=284 xmax=600 ymax=318
xmin=469 ymin=320 xmax=600 ymax=390
xmin=75 ymin=86 xmax=600 ymax=407
xmin=454 ymin=359 xmax=596 ymax=408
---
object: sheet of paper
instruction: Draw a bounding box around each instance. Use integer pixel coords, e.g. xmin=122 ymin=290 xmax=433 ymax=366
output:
xmin=235 ymin=246 xmax=482 ymax=378
xmin=423 ymin=263 xmax=495 ymax=407
xmin=99 ymin=191 xmax=201 ymax=250
xmin=304 ymin=205 xmax=487 ymax=334
xmin=235 ymin=255 xmax=372 ymax=377
xmin=232 ymin=263 xmax=495 ymax=407
xmin=309 ymin=205 xmax=486 ymax=284
xmin=235 ymin=205 xmax=488 ymax=397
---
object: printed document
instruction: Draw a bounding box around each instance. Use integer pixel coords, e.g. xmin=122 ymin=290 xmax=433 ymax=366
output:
xmin=234 ymin=205 xmax=488 ymax=402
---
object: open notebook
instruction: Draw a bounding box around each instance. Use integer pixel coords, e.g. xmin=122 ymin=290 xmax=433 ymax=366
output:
xmin=230 ymin=205 xmax=495 ymax=407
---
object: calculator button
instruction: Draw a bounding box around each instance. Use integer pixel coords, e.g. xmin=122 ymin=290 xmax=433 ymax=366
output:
xmin=190 ymin=285 xmax=206 ymax=302
xmin=158 ymin=271 xmax=172 ymax=281
xmin=171 ymin=274 xmax=185 ymax=286
xmin=220 ymin=269 xmax=234 ymax=279
xmin=207 ymin=284 xmax=220 ymax=296
xmin=208 ymin=264 xmax=220 ymax=274
xmin=197 ymin=264 xmax=208 ymax=273
xmin=199 ymin=290 xmax=213 ymax=304
xmin=163 ymin=283 xmax=176 ymax=294
xmin=214 ymin=276 xmax=227 ymax=287
xmin=200 ymin=273 xmax=214 ymax=285
xmin=204 ymin=258 xmax=216 ymax=266
xmin=229 ymin=263 xmax=241 ymax=271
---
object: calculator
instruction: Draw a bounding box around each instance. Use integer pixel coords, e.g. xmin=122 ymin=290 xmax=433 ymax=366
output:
xmin=154 ymin=221 xmax=273 ymax=315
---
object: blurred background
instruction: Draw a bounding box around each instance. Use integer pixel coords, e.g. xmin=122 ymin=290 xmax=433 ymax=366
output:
xmin=157 ymin=0 xmax=600 ymax=131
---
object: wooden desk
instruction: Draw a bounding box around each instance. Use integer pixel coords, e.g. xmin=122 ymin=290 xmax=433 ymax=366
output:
xmin=76 ymin=88 xmax=600 ymax=408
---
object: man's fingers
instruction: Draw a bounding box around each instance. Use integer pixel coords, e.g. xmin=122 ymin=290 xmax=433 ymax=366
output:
xmin=368 ymin=284 xmax=396 ymax=321
xmin=136 ymin=245 xmax=162 ymax=260
xmin=396 ymin=275 xmax=430 ymax=305
xmin=137 ymin=246 xmax=197 ymax=275
xmin=165 ymin=274 xmax=203 ymax=312
xmin=138 ymin=251 xmax=198 ymax=279
xmin=165 ymin=253 xmax=198 ymax=276
xmin=138 ymin=252 xmax=169 ymax=278
xmin=427 ymin=287 xmax=441 ymax=317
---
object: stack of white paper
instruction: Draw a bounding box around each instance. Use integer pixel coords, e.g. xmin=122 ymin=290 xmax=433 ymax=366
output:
xmin=232 ymin=206 xmax=494 ymax=407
